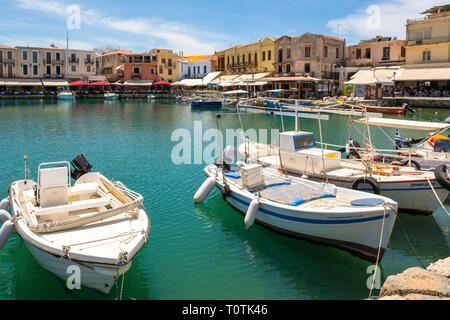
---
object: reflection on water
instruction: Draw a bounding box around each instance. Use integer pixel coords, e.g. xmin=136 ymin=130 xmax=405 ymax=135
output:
xmin=0 ymin=99 xmax=448 ymax=300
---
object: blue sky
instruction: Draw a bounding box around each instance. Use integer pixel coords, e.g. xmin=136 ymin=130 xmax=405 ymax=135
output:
xmin=0 ymin=0 xmax=446 ymax=55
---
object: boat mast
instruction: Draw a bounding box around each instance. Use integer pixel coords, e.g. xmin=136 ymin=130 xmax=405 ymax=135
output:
xmin=66 ymin=32 xmax=69 ymax=83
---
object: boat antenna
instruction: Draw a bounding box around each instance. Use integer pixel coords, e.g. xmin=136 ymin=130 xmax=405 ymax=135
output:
xmin=66 ymin=32 xmax=69 ymax=79
xmin=24 ymin=155 xmax=30 ymax=180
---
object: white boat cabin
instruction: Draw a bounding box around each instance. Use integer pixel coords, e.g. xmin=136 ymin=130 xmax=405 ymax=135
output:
xmin=279 ymin=131 xmax=341 ymax=174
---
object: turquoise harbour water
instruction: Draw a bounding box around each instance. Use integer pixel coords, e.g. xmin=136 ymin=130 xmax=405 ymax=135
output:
xmin=0 ymin=98 xmax=448 ymax=300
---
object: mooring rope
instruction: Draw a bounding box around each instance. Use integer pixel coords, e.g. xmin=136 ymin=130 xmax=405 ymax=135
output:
xmin=426 ymin=178 xmax=450 ymax=218
xmin=368 ymin=202 xmax=389 ymax=299
xmin=396 ymin=213 xmax=427 ymax=269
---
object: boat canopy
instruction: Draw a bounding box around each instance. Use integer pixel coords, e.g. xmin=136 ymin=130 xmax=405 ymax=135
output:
xmin=356 ymin=117 xmax=450 ymax=131
xmin=222 ymin=90 xmax=248 ymax=95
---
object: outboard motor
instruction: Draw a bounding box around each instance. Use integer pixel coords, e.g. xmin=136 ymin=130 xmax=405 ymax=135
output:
xmin=346 ymin=139 xmax=361 ymax=159
xmin=214 ymin=146 xmax=237 ymax=173
xmin=71 ymin=154 xmax=93 ymax=180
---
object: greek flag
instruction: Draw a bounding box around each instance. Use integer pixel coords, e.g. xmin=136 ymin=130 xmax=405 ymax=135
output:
xmin=395 ymin=129 xmax=404 ymax=149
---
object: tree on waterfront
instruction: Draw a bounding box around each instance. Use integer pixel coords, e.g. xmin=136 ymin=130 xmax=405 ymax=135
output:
xmin=421 ymin=4 xmax=450 ymax=14
xmin=93 ymin=45 xmax=121 ymax=56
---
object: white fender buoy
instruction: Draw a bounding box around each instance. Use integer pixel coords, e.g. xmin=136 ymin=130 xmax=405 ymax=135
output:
xmin=0 ymin=197 xmax=9 ymax=211
xmin=345 ymin=142 xmax=350 ymax=155
xmin=0 ymin=220 xmax=14 ymax=250
xmin=245 ymin=199 xmax=259 ymax=229
xmin=0 ymin=210 xmax=11 ymax=224
xmin=194 ymin=177 xmax=216 ymax=203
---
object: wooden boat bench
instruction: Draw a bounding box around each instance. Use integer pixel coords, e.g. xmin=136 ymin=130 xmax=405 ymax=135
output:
xmin=34 ymin=197 xmax=110 ymax=218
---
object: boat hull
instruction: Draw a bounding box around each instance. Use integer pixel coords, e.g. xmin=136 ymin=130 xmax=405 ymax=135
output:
xmin=364 ymin=106 xmax=406 ymax=114
xmin=25 ymin=242 xmax=130 ymax=294
xmin=57 ymin=94 xmax=74 ymax=100
xmin=205 ymin=164 xmax=397 ymax=263
xmin=191 ymin=101 xmax=223 ymax=109
xmin=217 ymin=184 xmax=395 ymax=262
xmin=284 ymin=169 xmax=447 ymax=215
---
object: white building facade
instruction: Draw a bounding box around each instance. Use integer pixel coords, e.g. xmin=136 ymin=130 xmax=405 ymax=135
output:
xmin=178 ymin=56 xmax=214 ymax=80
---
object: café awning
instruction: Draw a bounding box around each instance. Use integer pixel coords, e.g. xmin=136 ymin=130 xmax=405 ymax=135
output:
xmin=42 ymin=80 xmax=69 ymax=87
xmin=153 ymin=80 xmax=171 ymax=86
xmin=70 ymin=80 xmax=89 ymax=86
xmin=90 ymin=81 xmax=111 ymax=86
xmin=263 ymin=76 xmax=319 ymax=82
xmin=1 ymin=79 xmax=43 ymax=86
xmin=395 ymin=67 xmax=450 ymax=81
xmin=123 ymin=80 xmax=154 ymax=86
xmin=345 ymin=70 xmax=394 ymax=86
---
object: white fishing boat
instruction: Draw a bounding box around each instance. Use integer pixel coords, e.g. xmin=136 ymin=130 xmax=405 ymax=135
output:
xmin=0 ymin=155 xmax=150 ymax=294
xmin=239 ymin=130 xmax=449 ymax=215
xmin=147 ymin=95 xmax=156 ymax=100
xmin=104 ymin=92 xmax=118 ymax=100
xmin=57 ymin=91 xmax=74 ymax=100
xmin=194 ymin=159 xmax=397 ymax=262
xmin=357 ymin=117 xmax=450 ymax=171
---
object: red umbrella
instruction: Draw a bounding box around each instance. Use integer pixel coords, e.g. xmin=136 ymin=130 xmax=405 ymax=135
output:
xmin=90 ymin=81 xmax=111 ymax=86
xmin=70 ymin=80 xmax=89 ymax=86
xmin=153 ymin=80 xmax=171 ymax=86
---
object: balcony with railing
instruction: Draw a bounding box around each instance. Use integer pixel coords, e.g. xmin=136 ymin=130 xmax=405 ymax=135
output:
xmin=85 ymin=58 xmax=94 ymax=64
xmin=322 ymin=71 xmax=339 ymax=80
xmin=68 ymin=57 xmax=79 ymax=64
xmin=3 ymin=58 xmax=14 ymax=64
xmin=406 ymin=36 xmax=450 ymax=46
xmin=43 ymin=58 xmax=64 ymax=65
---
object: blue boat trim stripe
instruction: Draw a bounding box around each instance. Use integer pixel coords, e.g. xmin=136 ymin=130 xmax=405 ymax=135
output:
xmin=227 ymin=194 xmax=390 ymax=225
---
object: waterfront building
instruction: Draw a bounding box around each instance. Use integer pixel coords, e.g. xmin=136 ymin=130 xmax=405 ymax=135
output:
xmin=215 ymin=37 xmax=275 ymax=74
xmin=120 ymin=52 xmax=158 ymax=85
xmin=11 ymin=44 xmax=96 ymax=82
xmin=274 ymin=33 xmax=345 ymax=79
xmin=65 ymin=48 xmax=97 ymax=81
xmin=96 ymin=49 xmax=132 ymax=82
xmin=269 ymin=33 xmax=345 ymax=95
xmin=15 ymin=44 xmax=65 ymax=79
xmin=404 ymin=10 xmax=450 ymax=65
xmin=150 ymin=49 xmax=179 ymax=83
xmin=0 ymin=44 xmax=16 ymax=78
xmin=346 ymin=36 xmax=406 ymax=67
xmin=395 ymin=10 xmax=450 ymax=90
xmin=178 ymin=55 xmax=216 ymax=80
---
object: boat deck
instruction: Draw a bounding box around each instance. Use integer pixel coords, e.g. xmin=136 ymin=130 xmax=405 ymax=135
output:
xmin=221 ymin=169 xmax=360 ymax=209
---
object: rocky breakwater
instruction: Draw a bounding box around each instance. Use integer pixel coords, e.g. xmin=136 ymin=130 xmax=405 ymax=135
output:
xmin=378 ymin=257 xmax=450 ymax=300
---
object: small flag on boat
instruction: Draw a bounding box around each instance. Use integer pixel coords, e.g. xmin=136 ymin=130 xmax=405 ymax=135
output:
xmin=395 ymin=129 xmax=404 ymax=149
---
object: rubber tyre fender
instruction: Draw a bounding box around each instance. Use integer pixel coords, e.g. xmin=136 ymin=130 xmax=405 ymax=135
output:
xmin=406 ymin=106 xmax=416 ymax=113
xmin=434 ymin=165 xmax=450 ymax=191
xmin=352 ymin=177 xmax=381 ymax=195
xmin=222 ymin=184 xmax=231 ymax=200
xmin=401 ymin=158 xmax=421 ymax=171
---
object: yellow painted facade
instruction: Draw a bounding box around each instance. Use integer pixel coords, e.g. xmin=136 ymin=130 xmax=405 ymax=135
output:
xmin=150 ymin=48 xmax=179 ymax=83
xmin=405 ymin=11 xmax=450 ymax=65
xmin=215 ymin=37 xmax=275 ymax=74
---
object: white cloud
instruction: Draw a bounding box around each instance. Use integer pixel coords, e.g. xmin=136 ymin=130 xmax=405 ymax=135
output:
xmin=326 ymin=0 xmax=449 ymax=44
xmin=15 ymin=0 xmax=228 ymax=55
